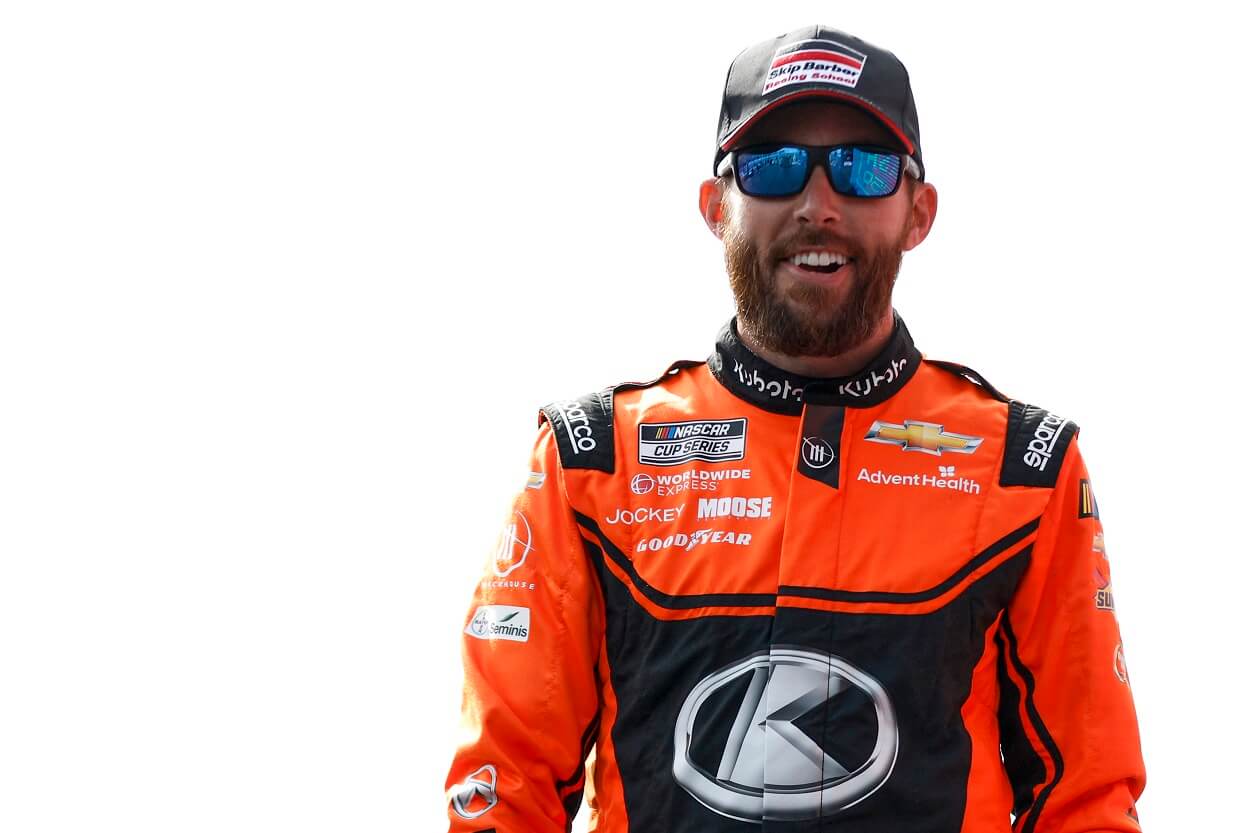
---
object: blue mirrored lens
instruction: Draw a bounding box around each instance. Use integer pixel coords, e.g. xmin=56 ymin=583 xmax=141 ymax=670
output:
xmin=828 ymin=147 xmax=902 ymax=197
xmin=736 ymin=146 xmax=810 ymax=196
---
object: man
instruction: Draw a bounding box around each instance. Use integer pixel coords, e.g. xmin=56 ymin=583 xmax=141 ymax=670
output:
xmin=445 ymin=25 xmax=1145 ymax=833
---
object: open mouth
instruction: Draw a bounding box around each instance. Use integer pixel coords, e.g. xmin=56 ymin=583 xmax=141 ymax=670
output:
xmin=786 ymin=251 xmax=853 ymax=274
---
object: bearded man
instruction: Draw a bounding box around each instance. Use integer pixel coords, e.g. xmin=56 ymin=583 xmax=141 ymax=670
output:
xmin=444 ymin=25 xmax=1146 ymax=833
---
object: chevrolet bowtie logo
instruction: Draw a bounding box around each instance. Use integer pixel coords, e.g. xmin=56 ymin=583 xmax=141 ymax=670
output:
xmin=864 ymin=420 xmax=983 ymax=456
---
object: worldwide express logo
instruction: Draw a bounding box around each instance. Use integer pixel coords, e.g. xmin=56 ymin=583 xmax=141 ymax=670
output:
xmin=638 ymin=419 xmax=747 ymax=467
xmin=630 ymin=468 xmax=752 ymax=496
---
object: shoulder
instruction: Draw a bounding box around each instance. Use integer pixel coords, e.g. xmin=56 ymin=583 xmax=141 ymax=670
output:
xmin=924 ymin=357 xmax=1080 ymax=489
xmin=539 ymin=359 xmax=704 ymax=474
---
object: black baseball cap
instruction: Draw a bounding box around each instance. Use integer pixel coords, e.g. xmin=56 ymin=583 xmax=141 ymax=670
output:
xmin=714 ymin=25 xmax=924 ymax=180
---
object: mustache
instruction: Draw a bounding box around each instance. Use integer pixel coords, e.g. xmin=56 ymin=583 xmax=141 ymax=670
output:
xmin=766 ymin=230 xmax=861 ymax=261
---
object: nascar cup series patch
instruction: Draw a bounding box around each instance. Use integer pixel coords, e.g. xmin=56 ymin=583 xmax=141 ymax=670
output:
xmin=638 ymin=419 xmax=747 ymax=467
xmin=764 ymin=39 xmax=867 ymax=95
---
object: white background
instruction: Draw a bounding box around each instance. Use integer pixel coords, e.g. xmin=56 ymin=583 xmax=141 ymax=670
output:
xmin=1 ymin=1 xmax=1244 ymax=830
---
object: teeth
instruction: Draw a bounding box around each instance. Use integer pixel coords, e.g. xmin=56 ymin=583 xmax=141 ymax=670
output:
xmin=790 ymin=251 xmax=849 ymax=267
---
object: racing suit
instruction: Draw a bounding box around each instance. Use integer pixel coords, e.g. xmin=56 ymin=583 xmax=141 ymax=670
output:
xmin=445 ymin=312 xmax=1146 ymax=833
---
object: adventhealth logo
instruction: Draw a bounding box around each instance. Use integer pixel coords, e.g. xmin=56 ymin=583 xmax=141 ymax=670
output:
xmin=856 ymin=467 xmax=981 ymax=495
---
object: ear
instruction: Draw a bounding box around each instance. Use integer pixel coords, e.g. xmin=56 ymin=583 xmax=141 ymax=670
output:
xmin=699 ymin=178 xmax=726 ymax=239
xmin=902 ymin=181 xmax=939 ymax=251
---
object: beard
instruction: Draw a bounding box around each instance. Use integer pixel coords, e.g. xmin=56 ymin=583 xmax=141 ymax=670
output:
xmin=723 ymin=214 xmax=911 ymax=357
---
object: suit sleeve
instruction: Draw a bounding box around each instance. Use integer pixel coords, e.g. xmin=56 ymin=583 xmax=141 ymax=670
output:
xmin=996 ymin=435 xmax=1146 ymax=833
xmin=444 ymin=420 xmax=604 ymax=833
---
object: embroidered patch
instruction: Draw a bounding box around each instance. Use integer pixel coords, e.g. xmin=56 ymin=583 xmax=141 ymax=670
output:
xmin=764 ymin=39 xmax=867 ymax=94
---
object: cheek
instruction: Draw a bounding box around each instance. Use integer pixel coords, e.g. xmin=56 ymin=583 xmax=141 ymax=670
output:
xmin=728 ymin=198 xmax=786 ymax=240
xmin=849 ymin=206 xmax=910 ymax=248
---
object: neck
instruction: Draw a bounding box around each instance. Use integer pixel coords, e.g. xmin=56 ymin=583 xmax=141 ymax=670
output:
xmin=737 ymin=308 xmax=897 ymax=378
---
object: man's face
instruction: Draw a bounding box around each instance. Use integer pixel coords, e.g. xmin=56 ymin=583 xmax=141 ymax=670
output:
xmin=705 ymin=100 xmax=934 ymax=358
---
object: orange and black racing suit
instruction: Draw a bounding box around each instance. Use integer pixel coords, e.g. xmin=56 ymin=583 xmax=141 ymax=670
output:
xmin=445 ymin=313 xmax=1146 ymax=832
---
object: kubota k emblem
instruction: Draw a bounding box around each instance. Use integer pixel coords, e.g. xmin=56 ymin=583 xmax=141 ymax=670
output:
xmin=672 ymin=648 xmax=898 ymax=822
xmin=864 ymin=420 xmax=983 ymax=456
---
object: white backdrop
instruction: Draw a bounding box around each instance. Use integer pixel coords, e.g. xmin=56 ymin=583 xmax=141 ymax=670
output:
xmin=1 ymin=1 xmax=1243 ymax=831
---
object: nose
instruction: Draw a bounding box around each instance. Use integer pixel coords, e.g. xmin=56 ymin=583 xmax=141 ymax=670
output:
xmin=793 ymin=163 xmax=845 ymax=226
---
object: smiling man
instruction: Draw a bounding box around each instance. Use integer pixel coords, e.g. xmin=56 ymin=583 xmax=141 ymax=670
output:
xmin=445 ymin=25 xmax=1146 ymax=833
xmin=706 ymin=96 xmax=932 ymax=373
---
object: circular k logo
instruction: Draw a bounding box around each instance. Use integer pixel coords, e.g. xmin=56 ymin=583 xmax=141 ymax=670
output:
xmin=673 ymin=648 xmax=897 ymax=822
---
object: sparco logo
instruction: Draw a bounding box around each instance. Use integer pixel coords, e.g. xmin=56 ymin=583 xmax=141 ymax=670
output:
xmin=673 ymin=648 xmax=898 ymax=822
xmin=554 ymin=400 xmax=596 ymax=454
xmin=449 ymin=764 xmax=499 ymax=819
xmin=465 ymin=605 xmax=530 ymax=643
xmin=1024 ymin=412 xmax=1069 ymax=472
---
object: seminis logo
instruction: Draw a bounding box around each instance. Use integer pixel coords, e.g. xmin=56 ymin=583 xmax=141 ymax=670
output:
xmin=465 ymin=606 xmax=531 ymax=643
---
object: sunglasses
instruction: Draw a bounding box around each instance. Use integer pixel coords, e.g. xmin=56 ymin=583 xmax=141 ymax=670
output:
xmin=718 ymin=143 xmax=922 ymax=199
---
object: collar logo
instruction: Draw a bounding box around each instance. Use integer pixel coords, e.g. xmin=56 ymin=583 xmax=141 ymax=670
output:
xmin=864 ymin=420 xmax=983 ymax=456
xmin=733 ymin=359 xmax=804 ymax=404
xmin=673 ymin=648 xmax=897 ymax=822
